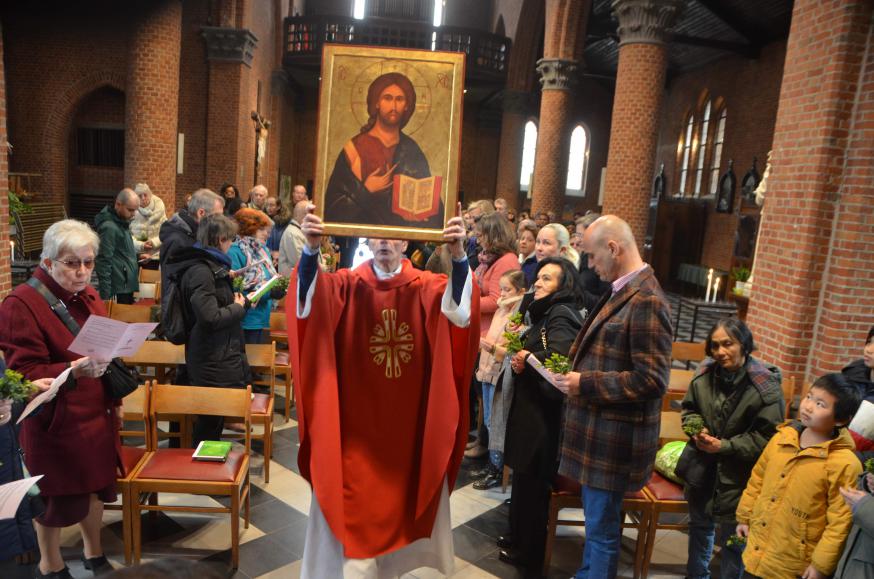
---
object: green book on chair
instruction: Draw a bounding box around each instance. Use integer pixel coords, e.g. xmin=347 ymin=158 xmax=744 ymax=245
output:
xmin=192 ymin=440 xmax=233 ymax=462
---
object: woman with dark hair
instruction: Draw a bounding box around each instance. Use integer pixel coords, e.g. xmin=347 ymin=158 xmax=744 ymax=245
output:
xmin=465 ymin=212 xmax=520 ymax=459
xmin=229 ymin=208 xmax=280 ymax=345
xmin=220 ymin=182 xmax=243 ymax=217
xmin=680 ymin=318 xmax=784 ymax=579
xmin=166 ymin=214 xmax=251 ymax=445
xmin=842 ymin=326 xmax=874 ymax=401
xmin=500 ymin=257 xmax=584 ymax=576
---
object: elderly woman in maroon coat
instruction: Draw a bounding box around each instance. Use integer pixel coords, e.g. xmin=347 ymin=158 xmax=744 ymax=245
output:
xmin=0 ymin=219 xmax=121 ymax=578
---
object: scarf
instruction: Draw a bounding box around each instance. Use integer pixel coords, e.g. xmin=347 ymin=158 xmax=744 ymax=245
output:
xmin=235 ymin=236 xmax=277 ymax=291
xmin=194 ymin=242 xmax=232 ymax=269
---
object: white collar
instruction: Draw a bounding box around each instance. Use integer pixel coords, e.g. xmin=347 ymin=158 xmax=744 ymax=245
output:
xmin=373 ymin=261 xmax=403 ymax=280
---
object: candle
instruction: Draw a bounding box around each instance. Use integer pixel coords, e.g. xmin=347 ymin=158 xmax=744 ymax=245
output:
xmin=712 ymin=277 xmax=721 ymax=302
xmin=705 ymin=268 xmax=713 ymax=302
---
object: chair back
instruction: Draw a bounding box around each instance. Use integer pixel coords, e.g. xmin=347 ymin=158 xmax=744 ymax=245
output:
xmin=269 ymin=311 xmax=286 ymax=332
xmin=111 ymin=303 xmax=153 ymax=323
xmin=245 ymin=341 xmax=277 ymax=391
xmin=139 ymin=268 xmax=161 ymax=284
xmin=781 ymin=375 xmax=797 ymax=418
xmin=671 ymin=341 xmax=706 ymax=365
xmin=121 ymin=383 xmax=153 ymax=450
xmin=149 ymin=383 xmax=252 ymax=452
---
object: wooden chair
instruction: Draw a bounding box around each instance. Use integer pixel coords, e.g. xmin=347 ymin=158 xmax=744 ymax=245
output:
xmin=671 ymin=340 xmax=706 ymax=368
xmin=107 ymin=384 xmax=153 ymax=564
xmin=242 ymin=342 xmax=277 ymax=483
xmin=543 ymin=475 xmax=652 ymax=578
xmin=663 ymin=368 xmax=696 ymax=411
xmin=269 ymin=312 xmax=294 ymax=420
xmin=130 ymin=383 xmax=252 ymax=568
xmin=139 ymin=268 xmax=161 ymax=284
xmin=109 ymin=303 xmax=154 ymax=324
xmin=640 ymin=471 xmax=689 ymax=578
xmin=11 ymin=202 xmax=67 ymax=275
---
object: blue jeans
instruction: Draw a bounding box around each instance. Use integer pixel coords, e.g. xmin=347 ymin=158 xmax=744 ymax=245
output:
xmin=686 ymin=489 xmax=745 ymax=579
xmin=480 ymin=382 xmax=503 ymax=469
xmin=575 ymin=485 xmax=625 ymax=579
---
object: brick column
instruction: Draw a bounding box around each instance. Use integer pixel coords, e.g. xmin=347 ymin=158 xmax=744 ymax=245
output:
xmin=529 ymin=0 xmax=590 ymax=217
xmin=747 ymin=0 xmax=874 ymax=384
xmin=601 ymin=0 xmax=682 ymax=246
xmin=531 ymin=61 xmax=578 ymax=216
xmin=494 ymin=91 xmax=529 ymax=210
xmin=125 ymin=0 xmax=182 ymax=213
xmin=0 ymin=22 xmax=11 ymax=298
xmin=202 ymin=27 xmax=258 ymax=193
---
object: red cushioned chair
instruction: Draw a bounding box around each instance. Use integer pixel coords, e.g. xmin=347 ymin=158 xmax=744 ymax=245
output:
xmin=269 ymin=311 xmax=294 ymax=421
xmin=543 ymin=475 xmax=652 ymax=578
xmin=130 ymin=383 xmax=252 ymax=568
xmin=236 ymin=342 xmax=276 ymax=483
xmin=641 ymin=471 xmax=689 ymax=578
xmin=107 ymin=383 xmax=153 ymax=565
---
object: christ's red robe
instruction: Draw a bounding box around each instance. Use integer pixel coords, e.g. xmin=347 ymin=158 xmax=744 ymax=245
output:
xmin=287 ymin=260 xmax=479 ymax=558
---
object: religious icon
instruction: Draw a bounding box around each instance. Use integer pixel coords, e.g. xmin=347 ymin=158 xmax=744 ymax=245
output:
xmin=314 ymin=45 xmax=465 ymax=241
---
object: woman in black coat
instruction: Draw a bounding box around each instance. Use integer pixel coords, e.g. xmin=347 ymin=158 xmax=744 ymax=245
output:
xmin=165 ymin=213 xmax=251 ymax=445
xmin=501 ymin=257 xmax=584 ymax=577
xmin=843 ymin=325 xmax=874 ymax=400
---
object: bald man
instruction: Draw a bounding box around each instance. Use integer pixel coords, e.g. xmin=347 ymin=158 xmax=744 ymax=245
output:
xmin=549 ymin=215 xmax=672 ymax=579
xmin=94 ymin=188 xmax=140 ymax=303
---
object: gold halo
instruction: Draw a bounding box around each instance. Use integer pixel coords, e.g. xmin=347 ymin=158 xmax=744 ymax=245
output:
xmin=349 ymin=59 xmax=432 ymax=137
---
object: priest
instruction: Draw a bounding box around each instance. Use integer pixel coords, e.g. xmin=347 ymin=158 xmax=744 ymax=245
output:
xmin=288 ymin=205 xmax=479 ymax=578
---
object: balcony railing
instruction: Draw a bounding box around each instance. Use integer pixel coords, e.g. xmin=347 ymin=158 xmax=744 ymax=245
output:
xmin=283 ymin=15 xmax=510 ymax=83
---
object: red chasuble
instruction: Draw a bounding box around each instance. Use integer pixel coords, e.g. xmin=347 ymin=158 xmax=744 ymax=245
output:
xmin=287 ymin=260 xmax=480 ymax=558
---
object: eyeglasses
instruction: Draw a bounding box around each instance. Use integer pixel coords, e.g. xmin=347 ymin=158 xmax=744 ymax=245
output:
xmin=53 ymin=258 xmax=96 ymax=270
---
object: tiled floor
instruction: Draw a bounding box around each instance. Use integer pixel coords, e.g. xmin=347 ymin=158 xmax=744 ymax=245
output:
xmin=0 ymin=409 xmax=694 ymax=578
xmin=0 ymin=292 xmax=734 ymax=578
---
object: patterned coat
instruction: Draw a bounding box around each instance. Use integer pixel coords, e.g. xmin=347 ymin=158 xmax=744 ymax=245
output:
xmin=558 ymin=266 xmax=672 ymax=492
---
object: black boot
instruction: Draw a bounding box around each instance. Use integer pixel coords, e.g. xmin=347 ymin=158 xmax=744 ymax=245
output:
xmin=473 ymin=464 xmax=502 ymax=490
xmin=80 ymin=553 xmax=112 ymax=575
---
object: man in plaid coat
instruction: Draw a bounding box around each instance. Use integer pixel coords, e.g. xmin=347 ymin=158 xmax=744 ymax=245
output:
xmin=550 ymin=215 xmax=672 ymax=579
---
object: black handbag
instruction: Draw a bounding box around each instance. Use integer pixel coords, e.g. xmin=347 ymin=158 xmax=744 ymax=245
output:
xmin=675 ymin=442 xmax=717 ymax=488
xmin=26 ymin=278 xmax=140 ymax=399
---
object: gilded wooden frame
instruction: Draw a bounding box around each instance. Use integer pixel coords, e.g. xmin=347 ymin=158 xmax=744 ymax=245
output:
xmin=313 ymin=44 xmax=465 ymax=242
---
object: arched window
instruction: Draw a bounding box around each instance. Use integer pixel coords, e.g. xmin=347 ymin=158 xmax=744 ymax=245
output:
xmin=693 ymin=100 xmax=711 ymax=196
xmin=709 ymin=108 xmax=727 ymax=195
xmin=353 ymin=0 xmax=365 ymax=19
xmin=433 ymin=0 xmax=444 ymax=26
xmin=520 ymin=120 xmax=537 ymax=191
xmin=565 ymin=124 xmax=589 ymax=196
xmin=678 ymin=114 xmax=695 ymax=195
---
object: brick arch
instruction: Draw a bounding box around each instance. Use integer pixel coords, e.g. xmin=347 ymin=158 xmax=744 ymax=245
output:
xmin=41 ymin=71 xmax=126 ymax=206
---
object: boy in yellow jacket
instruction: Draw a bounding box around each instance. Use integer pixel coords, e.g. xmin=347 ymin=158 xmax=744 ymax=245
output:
xmin=736 ymin=373 xmax=862 ymax=579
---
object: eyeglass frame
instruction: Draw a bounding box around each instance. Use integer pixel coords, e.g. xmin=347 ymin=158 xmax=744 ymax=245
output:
xmin=52 ymin=258 xmax=96 ymax=270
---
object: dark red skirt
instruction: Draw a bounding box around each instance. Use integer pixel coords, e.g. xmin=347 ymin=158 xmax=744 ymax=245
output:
xmin=36 ymin=483 xmax=117 ymax=528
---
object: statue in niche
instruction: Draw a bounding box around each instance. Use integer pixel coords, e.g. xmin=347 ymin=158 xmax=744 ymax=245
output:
xmin=754 ymin=150 xmax=771 ymax=207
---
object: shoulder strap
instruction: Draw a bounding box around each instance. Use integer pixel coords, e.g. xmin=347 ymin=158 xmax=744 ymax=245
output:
xmin=25 ymin=278 xmax=81 ymax=336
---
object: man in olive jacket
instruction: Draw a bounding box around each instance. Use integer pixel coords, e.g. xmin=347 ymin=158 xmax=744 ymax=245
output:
xmin=550 ymin=216 xmax=673 ymax=579
xmin=95 ymin=188 xmax=140 ymax=303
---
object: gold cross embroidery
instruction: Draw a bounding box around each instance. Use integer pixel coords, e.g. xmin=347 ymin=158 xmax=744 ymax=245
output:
xmin=369 ymin=309 xmax=414 ymax=379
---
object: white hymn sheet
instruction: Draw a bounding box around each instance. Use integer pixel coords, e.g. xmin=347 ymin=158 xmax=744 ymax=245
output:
xmin=17 ymin=366 xmax=72 ymax=424
xmin=68 ymin=316 xmax=158 ymax=360
xmin=0 ymin=476 xmax=43 ymax=519
xmin=526 ymin=355 xmax=560 ymax=386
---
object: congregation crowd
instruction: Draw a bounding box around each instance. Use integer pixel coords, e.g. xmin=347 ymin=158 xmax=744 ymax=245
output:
xmin=0 ymin=185 xmax=873 ymax=579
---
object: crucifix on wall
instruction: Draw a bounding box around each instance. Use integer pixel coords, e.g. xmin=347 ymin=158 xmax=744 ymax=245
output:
xmin=251 ymin=110 xmax=270 ymax=187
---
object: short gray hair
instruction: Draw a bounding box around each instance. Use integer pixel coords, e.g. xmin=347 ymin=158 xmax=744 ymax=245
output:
xmin=188 ymin=188 xmax=224 ymax=215
xmin=196 ymin=213 xmax=238 ymax=249
xmin=41 ymin=219 xmax=100 ymax=261
xmin=134 ymin=183 xmax=152 ymax=197
xmin=575 ymin=212 xmax=601 ymax=230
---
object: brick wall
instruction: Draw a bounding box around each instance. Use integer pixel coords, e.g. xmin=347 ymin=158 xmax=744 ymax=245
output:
xmin=747 ymin=0 xmax=874 ymax=384
xmin=0 ymin=22 xmax=11 ymax=298
xmin=459 ymin=106 xmax=501 ymax=202
xmin=602 ymin=42 xmax=669 ymax=245
xmin=2 ymin=4 xmax=128 ymax=207
xmin=176 ymin=0 xmax=211 ymax=204
xmin=124 ymin=0 xmax=182 ymax=213
xmin=654 ymin=42 xmax=786 ymax=272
